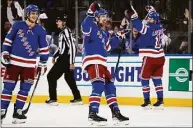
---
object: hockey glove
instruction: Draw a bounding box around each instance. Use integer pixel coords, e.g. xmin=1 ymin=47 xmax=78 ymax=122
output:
xmin=87 ymin=2 xmax=100 ymax=16
xmin=37 ymin=62 xmax=47 ymax=76
xmin=145 ymin=5 xmax=156 ymax=13
xmin=124 ymin=5 xmax=138 ymax=20
xmin=115 ymin=30 xmax=126 ymax=40
xmin=1 ymin=51 xmax=10 ymax=67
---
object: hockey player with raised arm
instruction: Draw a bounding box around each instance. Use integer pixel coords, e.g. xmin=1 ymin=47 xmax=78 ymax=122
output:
xmin=1 ymin=4 xmax=49 ymax=124
xmin=125 ymin=5 xmax=165 ymax=109
xmin=81 ymin=2 xmax=129 ymax=126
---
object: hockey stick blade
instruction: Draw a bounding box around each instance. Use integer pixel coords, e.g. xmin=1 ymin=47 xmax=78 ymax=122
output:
xmin=22 ymin=73 xmax=41 ymax=114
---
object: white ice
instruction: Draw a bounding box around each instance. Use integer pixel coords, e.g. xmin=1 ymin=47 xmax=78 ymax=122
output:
xmin=1 ymin=103 xmax=192 ymax=127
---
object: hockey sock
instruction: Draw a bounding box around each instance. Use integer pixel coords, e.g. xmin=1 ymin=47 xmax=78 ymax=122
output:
xmin=1 ymin=82 xmax=16 ymax=109
xmin=141 ymin=79 xmax=150 ymax=100
xmin=104 ymin=82 xmax=119 ymax=111
xmin=152 ymin=78 xmax=163 ymax=99
xmin=89 ymin=81 xmax=105 ymax=113
xmin=16 ymin=82 xmax=32 ymax=109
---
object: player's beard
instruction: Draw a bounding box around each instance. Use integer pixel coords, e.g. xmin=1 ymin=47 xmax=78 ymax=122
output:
xmin=98 ymin=21 xmax=106 ymax=29
xmin=27 ymin=17 xmax=37 ymax=24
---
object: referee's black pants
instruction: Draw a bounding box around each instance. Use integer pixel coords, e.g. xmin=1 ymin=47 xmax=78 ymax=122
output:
xmin=47 ymin=55 xmax=81 ymax=101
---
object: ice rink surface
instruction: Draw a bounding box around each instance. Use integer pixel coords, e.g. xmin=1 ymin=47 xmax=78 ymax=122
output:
xmin=1 ymin=103 xmax=192 ymax=127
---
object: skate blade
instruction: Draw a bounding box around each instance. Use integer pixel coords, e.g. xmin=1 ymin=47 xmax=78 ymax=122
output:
xmin=142 ymin=105 xmax=152 ymax=110
xmin=70 ymin=101 xmax=83 ymax=105
xmin=12 ymin=118 xmax=26 ymax=124
xmin=88 ymin=119 xmax=107 ymax=126
xmin=46 ymin=102 xmax=59 ymax=106
xmin=153 ymin=105 xmax=164 ymax=110
xmin=112 ymin=118 xmax=129 ymax=126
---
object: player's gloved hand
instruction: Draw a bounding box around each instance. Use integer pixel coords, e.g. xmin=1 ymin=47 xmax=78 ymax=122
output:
xmin=1 ymin=51 xmax=10 ymax=67
xmin=144 ymin=5 xmax=156 ymax=21
xmin=87 ymin=2 xmax=100 ymax=16
xmin=124 ymin=5 xmax=138 ymax=20
xmin=120 ymin=17 xmax=130 ymax=29
xmin=37 ymin=62 xmax=47 ymax=76
xmin=145 ymin=5 xmax=156 ymax=13
xmin=115 ymin=30 xmax=126 ymax=40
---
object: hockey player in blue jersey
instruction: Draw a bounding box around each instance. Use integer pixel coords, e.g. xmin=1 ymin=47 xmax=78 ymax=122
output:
xmin=1 ymin=4 xmax=49 ymax=124
xmin=125 ymin=5 xmax=165 ymax=109
xmin=81 ymin=2 xmax=129 ymax=126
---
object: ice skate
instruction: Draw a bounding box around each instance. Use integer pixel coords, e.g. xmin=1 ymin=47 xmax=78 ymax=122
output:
xmin=88 ymin=107 xmax=107 ymax=126
xmin=141 ymin=99 xmax=152 ymax=110
xmin=12 ymin=107 xmax=27 ymax=124
xmin=1 ymin=109 xmax=7 ymax=124
xmin=45 ymin=99 xmax=58 ymax=106
xmin=153 ymin=98 xmax=164 ymax=110
xmin=70 ymin=98 xmax=83 ymax=105
xmin=110 ymin=107 xmax=129 ymax=126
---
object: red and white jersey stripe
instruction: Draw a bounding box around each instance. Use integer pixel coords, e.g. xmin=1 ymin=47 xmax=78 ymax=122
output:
xmin=39 ymin=46 xmax=49 ymax=55
xmin=3 ymin=38 xmax=12 ymax=46
xmin=82 ymin=55 xmax=107 ymax=70
xmin=139 ymin=48 xmax=165 ymax=58
xmin=142 ymin=87 xmax=150 ymax=92
xmin=16 ymin=94 xmax=28 ymax=102
xmin=106 ymin=40 xmax=111 ymax=52
xmin=10 ymin=54 xmax=37 ymax=67
xmin=106 ymin=97 xmax=117 ymax=106
xmin=89 ymin=96 xmax=101 ymax=104
xmin=155 ymin=86 xmax=163 ymax=92
xmin=1 ymin=94 xmax=12 ymax=101
xmin=139 ymin=24 xmax=148 ymax=34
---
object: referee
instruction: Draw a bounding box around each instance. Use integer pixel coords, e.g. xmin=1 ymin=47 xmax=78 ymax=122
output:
xmin=46 ymin=13 xmax=82 ymax=105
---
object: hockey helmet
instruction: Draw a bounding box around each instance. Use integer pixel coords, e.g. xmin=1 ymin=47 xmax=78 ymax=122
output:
xmin=26 ymin=4 xmax=40 ymax=16
xmin=95 ymin=8 xmax=108 ymax=17
xmin=147 ymin=11 xmax=160 ymax=21
xmin=56 ymin=14 xmax=68 ymax=22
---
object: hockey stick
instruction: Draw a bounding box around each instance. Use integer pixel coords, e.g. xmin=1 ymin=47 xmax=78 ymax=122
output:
xmin=114 ymin=37 xmax=125 ymax=77
xmin=114 ymin=0 xmax=132 ymax=77
xmin=22 ymin=73 xmax=41 ymax=114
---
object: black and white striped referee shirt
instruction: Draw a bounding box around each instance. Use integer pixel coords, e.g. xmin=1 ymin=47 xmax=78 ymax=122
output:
xmin=53 ymin=27 xmax=76 ymax=64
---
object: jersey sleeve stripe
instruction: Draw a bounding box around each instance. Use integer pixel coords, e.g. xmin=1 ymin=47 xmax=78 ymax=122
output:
xmin=139 ymin=24 xmax=147 ymax=34
xmin=3 ymin=41 xmax=12 ymax=46
xmin=5 ymin=38 xmax=13 ymax=43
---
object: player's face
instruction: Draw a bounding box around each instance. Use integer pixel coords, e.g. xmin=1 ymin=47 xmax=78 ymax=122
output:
xmin=28 ymin=12 xmax=39 ymax=23
xmin=56 ymin=20 xmax=66 ymax=29
xmin=99 ymin=15 xmax=107 ymax=26
xmin=146 ymin=18 xmax=155 ymax=24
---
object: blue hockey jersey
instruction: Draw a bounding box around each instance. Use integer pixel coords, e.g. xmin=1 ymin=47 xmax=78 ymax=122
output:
xmin=131 ymin=19 xmax=165 ymax=58
xmin=81 ymin=16 xmax=111 ymax=70
xmin=2 ymin=21 xmax=49 ymax=68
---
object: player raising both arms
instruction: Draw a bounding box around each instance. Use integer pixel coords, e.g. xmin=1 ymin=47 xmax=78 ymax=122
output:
xmin=125 ymin=5 xmax=165 ymax=109
xmin=1 ymin=4 xmax=49 ymax=124
xmin=81 ymin=2 xmax=129 ymax=126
